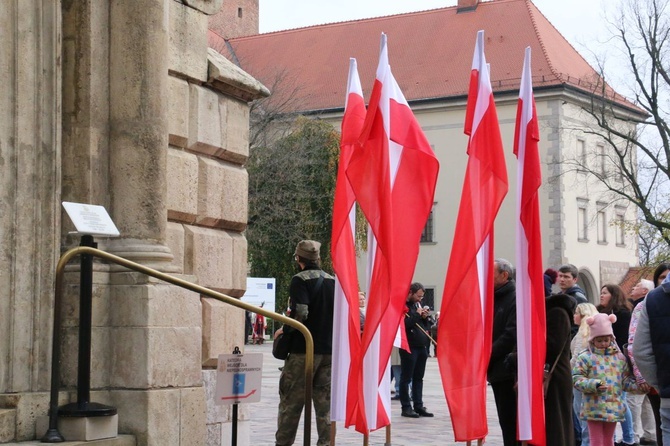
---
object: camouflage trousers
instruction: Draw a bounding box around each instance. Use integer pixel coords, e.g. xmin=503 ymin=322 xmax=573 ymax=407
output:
xmin=275 ymin=353 xmax=331 ymax=446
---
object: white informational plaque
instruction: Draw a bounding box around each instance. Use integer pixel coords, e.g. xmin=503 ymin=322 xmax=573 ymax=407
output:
xmin=62 ymin=202 xmax=120 ymax=237
xmin=215 ymin=353 xmax=263 ymax=405
xmin=242 ymin=277 xmax=276 ymax=312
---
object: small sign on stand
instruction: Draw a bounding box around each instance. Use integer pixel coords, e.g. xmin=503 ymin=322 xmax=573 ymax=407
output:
xmin=45 ymin=202 xmax=120 ymax=442
xmin=215 ymin=347 xmax=263 ymax=446
xmin=62 ymin=202 xmax=120 ymax=237
xmin=215 ymin=349 xmax=263 ymax=404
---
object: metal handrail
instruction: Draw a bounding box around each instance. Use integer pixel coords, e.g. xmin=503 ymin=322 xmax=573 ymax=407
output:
xmin=42 ymin=246 xmax=314 ymax=445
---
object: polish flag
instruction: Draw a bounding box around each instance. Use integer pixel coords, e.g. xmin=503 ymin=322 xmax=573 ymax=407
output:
xmin=514 ymin=47 xmax=546 ymax=445
xmin=346 ymin=33 xmax=439 ymax=433
xmin=331 ymin=58 xmax=367 ymax=428
xmin=437 ymin=30 xmax=508 ymax=442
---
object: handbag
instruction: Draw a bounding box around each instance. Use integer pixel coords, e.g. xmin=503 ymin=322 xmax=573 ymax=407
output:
xmin=272 ymin=330 xmax=292 ymax=360
xmin=272 ymin=272 xmax=325 ymax=360
xmin=543 ymin=337 xmax=569 ymax=398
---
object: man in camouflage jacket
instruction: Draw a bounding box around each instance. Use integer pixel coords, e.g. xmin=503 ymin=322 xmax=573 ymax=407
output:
xmin=275 ymin=240 xmax=335 ymax=446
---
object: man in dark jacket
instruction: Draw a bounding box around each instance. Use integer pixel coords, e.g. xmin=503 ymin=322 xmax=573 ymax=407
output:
xmin=557 ymin=264 xmax=587 ymax=341
xmin=488 ymin=259 xmax=520 ymax=446
xmin=633 ymin=273 xmax=670 ymax=445
xmin=275 ymin=240 xmax=335 ymax=446
xmin=399 ymin=282 xmax=434 ymax=418
xmin=557 ymin=264 xmax=587 ymax=304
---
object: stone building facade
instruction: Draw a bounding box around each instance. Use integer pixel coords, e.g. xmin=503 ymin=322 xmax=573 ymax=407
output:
xmin=0 ymin=0 xmax=266 ymax=444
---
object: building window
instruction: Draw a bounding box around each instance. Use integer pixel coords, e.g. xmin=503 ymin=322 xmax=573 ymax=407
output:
xmin=597 ymin=144 xmax=606 ymax=176
xmin=597 ymin=207 xmax=607 ymax=244
xmin=578 ymin=139 xmax=587 ymax=169
xmin=615 ymin=210 xmax=626 ymax=246
xmin=422 ymin=287 xmax=435 ymax=310
xmin=238 ymin=7 xmax=243 ymax=18
xmin=577 ymin=199 xmax=588 ymax=242
xmin=421 ymin=205 xmax=435 ymax=243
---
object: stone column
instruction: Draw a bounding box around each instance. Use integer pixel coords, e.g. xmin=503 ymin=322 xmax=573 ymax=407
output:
xmin=103 ymin=2 xmax=205 ymax=445
xmin=61 ymin=0 xmax=110 ymax=209
xmin=0 ymin=0 xmax=62 ymax=395
xmin=107 ymin=0 xmax=174 ymax=268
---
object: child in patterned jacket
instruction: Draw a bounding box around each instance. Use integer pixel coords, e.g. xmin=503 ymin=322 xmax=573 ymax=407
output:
xmin=572 ymin=313 xmax=640 ymax=446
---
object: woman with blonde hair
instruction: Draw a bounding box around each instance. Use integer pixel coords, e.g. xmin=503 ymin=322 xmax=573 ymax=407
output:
xmin=572 ymin=302 xmax=599 ymax=446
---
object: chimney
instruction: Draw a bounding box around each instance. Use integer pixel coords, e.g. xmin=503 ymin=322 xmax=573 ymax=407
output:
xmin=457 ymin=0 xmax=479 ymax=12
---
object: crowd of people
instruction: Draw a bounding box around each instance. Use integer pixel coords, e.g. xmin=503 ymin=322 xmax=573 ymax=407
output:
xmin=269 ymin=238 xmax=670 ymax=446
xmin=490 ymin=260 xmax=670 ymax=446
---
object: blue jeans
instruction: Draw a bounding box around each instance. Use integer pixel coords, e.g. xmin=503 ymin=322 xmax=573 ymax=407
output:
xmin=617 ymin=393 xmax=634 ymax=444
xmin=399 ymin=345 xmax=428 ymax=411
xmin=573 ymin=388 xmax=589 ymax=446
xmin=391 ymin=365 xmax=401 ymax=394
xmin=661 ymin=406 xmax=670 ymax=445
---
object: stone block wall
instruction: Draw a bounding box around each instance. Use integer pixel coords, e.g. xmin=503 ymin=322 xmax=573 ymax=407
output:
xmin=165 ymin=1 xmax=268 ymax=444
xmin=1 ymin=0 xmax=265 ymax=443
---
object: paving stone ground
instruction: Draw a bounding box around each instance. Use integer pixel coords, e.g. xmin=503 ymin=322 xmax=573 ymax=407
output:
xmin=243 ymin=342 xmax=504 ymax=445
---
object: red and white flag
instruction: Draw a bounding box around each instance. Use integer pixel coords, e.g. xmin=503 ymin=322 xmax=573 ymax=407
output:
xmin=437 ymin=30 xmax=508 ymax=442
xmin=331 ymin=58 xmax=367 ymax=428
xmin=346 ymin=33 xmax=439 ymax=433
xmin=514 ymin=47 xmax=546 ymax=445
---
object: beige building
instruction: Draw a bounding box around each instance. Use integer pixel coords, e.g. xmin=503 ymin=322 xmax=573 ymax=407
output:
xmin=1 ymin=0 xmax=263 ymax=444
xmin=215 ymin=0 xmax=644 ymax=306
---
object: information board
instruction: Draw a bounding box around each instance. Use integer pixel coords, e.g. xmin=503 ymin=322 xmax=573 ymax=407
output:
xmin=243 ymin=277 xmax=276 ymax=312
xmin=215 ymin=353 xmax=263 ymax=405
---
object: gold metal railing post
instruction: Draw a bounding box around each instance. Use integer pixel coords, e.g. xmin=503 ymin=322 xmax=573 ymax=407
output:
xmin=43 ymin=246 xmax=314 ymax=445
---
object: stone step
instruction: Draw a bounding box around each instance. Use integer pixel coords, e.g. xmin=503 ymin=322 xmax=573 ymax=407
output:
xmin=0 ymin=408 xmax=17 ymax=443
xmin=1 ymin=434 xmax=135 ymax=446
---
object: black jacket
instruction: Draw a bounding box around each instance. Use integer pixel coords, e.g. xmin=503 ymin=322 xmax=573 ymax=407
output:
xmin=488 ymin=280 xmax=517 ymax=383
xmin=404 ymin=301 xmax=432 ymax=348
xmin=286 ymin=267 xmax=335 ymax=355
xmin=601 ymin=307 xmax=631 ymax=352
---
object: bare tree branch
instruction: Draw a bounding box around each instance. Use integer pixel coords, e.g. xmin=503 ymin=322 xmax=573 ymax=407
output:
xmin=557 ymin=0 xmax=670 ymax=263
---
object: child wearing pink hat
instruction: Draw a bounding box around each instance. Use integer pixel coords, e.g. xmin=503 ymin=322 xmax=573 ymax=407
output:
xmin=572 ymin=313 xmax=640 ymax=446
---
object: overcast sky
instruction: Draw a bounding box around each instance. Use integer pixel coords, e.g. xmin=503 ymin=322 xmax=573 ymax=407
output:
xmin=258 ymin=0 xmax=621 ymax=84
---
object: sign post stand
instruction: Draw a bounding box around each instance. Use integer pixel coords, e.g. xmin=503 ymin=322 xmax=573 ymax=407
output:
xmin=232 ymin=347 xmax=241 ymax=446
xmin=215 ymin=347 xmax=263 ymax=446
xmin=57 ymin=233 xmax=117 ymax=418
xmin=40 ymin=202 xmax=121 ymax=442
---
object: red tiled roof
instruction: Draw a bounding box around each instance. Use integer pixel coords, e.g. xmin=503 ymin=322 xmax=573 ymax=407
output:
xmin=209 ymin=0 xmax=638 ymax=113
